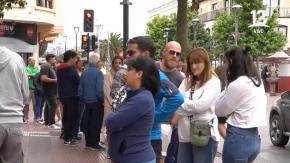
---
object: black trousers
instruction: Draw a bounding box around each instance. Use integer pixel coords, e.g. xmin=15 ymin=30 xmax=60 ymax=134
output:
xmin=44 ymin=95 xmax=57 ymax=126
xmin=84 ymin=102 xmax=104 ymax=148
xmin=61 ymin=97 xmax=79 ymax=141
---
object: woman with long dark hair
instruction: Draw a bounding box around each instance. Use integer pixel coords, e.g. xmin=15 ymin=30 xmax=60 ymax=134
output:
xmin=106 ymin=56 xmax=160 ymax=163
xmin=215 ymin=47 xmax=267 ymax=163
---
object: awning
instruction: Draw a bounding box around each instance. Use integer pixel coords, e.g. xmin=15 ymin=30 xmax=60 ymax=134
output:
xmin=0 ymin=37 xmax=37 ymax=53
xmin=262 ymin=51 xmax=289 ymax=63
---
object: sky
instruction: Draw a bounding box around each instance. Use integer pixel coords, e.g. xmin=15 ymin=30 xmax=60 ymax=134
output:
xmin=62 ymin=0 xmax=170 ymax=49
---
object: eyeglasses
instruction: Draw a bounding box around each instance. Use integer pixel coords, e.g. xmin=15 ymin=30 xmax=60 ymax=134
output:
xmin=126 ymin=50 xmax=137 ymax=57
xmin=168 ymin=50 xmax=181 ymax=57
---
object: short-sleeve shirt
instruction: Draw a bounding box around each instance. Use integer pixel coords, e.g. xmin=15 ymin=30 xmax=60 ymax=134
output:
xmin=40 ymin=64 xmax=57 ymax=96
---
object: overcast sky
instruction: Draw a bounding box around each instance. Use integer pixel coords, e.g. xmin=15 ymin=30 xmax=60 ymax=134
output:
xmin=62 ymin=0 xmax=169 ymax=49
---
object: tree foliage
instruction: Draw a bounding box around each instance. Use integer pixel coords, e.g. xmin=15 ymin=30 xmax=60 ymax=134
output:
xmin=0 ymin=0 xmax=26 ymax=18
xmin=99 ymin=32 xmax=123 ymax=63
xmin=213 ymin=0 xmax=286 ymax=58
xmin=146 ymin=6 xmax=211 ymax=60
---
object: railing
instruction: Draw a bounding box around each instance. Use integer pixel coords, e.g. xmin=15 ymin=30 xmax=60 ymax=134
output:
xmin=199 ymin=7 xmax=290 ymax=22
xmin=199 ymin=8 xmax=225 ymax=22
xmin=267 ymin=7 xmax=290 ymax=18
xmin=36 ymin=0 xmax=53 ymax=9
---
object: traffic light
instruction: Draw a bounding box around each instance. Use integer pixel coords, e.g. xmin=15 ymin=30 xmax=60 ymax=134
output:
xmin=81 ymin=35 xmax=89 ymax=49
xmin=91 ymin=35 xmax=98 ymax=50
xmin=84 ymin=10 xmax=94 ymax=32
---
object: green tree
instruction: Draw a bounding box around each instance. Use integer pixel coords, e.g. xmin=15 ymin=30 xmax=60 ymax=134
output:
xmin=146 ymin=6 xmax=210 ymax=60
xmin=0 ymin=0 xmax=26 ymax=18
xmin=99 ymin=32 xmax=123 ymax=64
xmin=213 ymin=0 xmax=287 ymax=58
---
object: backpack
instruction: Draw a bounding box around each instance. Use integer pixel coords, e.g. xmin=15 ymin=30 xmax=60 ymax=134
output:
xmin=33 ymin=72 xmax=43 ymax=94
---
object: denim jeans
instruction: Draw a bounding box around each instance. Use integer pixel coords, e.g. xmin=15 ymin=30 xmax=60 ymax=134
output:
xmin=223 ymin=125 xmax=261 ymax=163
xmin=177 ymin=138 xmax=217 ymax=163
xmin=62 ymin=97 xmax=79 ymax=141
xmin=143 ymin=159 xmax=156 ymax=163
xmin=165 ymin=127 xmax=179 ymax=163
xmin=34 ymin=94 xmax=44 ymax=120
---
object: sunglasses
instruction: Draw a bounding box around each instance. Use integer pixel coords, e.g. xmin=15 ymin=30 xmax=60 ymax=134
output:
xmin=126 ymin=50 xmax=137 ymax=56
xmin=169 ymin=50 xmax=181 ymax=57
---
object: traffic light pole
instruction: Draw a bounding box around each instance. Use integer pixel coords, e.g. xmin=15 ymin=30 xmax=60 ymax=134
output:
xmin=120 ymin=0 xmax=132 ymax=58
xmin=87 ymin=33 xmax=90 ymax=63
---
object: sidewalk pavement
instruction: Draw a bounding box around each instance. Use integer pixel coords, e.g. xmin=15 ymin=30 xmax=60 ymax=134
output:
xmin=22 ymin=93 xmax=279 ymax=163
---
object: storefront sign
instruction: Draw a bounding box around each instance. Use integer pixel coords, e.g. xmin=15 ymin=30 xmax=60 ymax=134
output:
xmin=0 ymin=22 xmax=37 ymax=45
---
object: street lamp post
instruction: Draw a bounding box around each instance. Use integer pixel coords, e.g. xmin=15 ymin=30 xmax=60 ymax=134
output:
xmin=74 ymin=26 xmax=80 ymax=53
xmin=63 ymin=35 xmax=67 ymax=52
xmin=120 ymin=0 xmax=132 ymax=57
xmin=232 ymin=4 xmax=242 ymax=46
xmin=95 ymin=24 xmax=103 ymax=54
xmin=192 ymin=18 xmax=200 ymax=48
xmin=163 ymin=28 xmax=170 ymax=44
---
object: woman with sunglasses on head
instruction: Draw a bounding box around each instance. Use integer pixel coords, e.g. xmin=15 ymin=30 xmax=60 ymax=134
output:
xmin=106 ymin=56 xmax=160 ymax=163
xmin=215 ymin=47 xmax=267 ymax=163
xmin=171 ymin=47 xmax=221 ymax=163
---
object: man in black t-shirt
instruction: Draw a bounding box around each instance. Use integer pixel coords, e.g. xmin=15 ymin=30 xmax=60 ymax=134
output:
xmin=40 ymin=54 xmax=59 ymax=129
xmin=158 ymin=41 xmax=184 ymax=163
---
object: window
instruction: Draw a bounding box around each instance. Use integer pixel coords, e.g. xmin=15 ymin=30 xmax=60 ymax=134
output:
xmin=36 ymin=0 xmax=53 ymax=9
xmin=263 ymin=0 xmax=280 ymax=16
xmin=212 ymin=3 xmax=218 ymax=11
xmin=275 ymin=25 xmax=288 ymax=37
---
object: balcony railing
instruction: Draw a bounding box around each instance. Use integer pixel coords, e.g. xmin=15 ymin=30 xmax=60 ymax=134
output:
xmin=36 ymin=0 xmax=53 ymax=9
xmin=199 ymin=8 xmax=225 ymax=22
xmin=266 ymin=7 xmax=290 ymax=18
xmin=199 ymin=7 xmax=290 ymax=22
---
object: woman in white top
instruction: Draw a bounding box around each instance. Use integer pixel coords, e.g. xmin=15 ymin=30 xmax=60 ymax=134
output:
xmin=172 ymin=47 xmax=221 ymax=163
xmin=215 ymin=47 xmax=267 ymax=163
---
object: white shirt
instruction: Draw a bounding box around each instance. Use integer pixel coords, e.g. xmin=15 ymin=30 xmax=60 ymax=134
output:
xmin=215 ymin=76 xmax=267 ymax=128
xmin=176 ymin=76 xmax=221 ymax=143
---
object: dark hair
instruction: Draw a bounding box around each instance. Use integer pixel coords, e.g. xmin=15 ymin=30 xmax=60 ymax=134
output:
xmin=112 ymin=56 xmax=123 ymax=65
xmin=225 ymin=47 xmax=261 ymax=87
xmin=127 ymin=56 xmax=160 ymax=97
xmin=63 ymin=50 xmax=77 ymax=63
xmin=45 ymin=54 xmax=56 ymax=62
xmin=127 ymin=36 xmax=156 ymax=58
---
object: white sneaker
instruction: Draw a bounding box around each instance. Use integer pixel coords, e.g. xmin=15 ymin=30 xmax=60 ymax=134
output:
xmin=49 ymin=124 xmax=60 ymax=129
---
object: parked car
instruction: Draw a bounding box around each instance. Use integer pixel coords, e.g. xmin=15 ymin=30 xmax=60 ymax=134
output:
xmin=269 ymin=91 xmax=290 ymax=147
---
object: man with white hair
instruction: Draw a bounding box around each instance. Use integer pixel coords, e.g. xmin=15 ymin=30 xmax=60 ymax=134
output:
xmin=78 ymin=52 xmax=105 ymax=150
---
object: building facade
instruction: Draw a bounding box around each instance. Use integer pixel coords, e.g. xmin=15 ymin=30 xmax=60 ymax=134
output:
xmin=0 ymin=0 xmax=64 ymax=63
xmin=148 ymin=0 xmax=290 ymax=51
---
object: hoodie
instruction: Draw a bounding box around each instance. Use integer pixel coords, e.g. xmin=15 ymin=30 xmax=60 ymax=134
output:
xmin=0 ymin=47 xmax=29 ymax=124
xmin=56 ymin=63 xmax=80 ymax=99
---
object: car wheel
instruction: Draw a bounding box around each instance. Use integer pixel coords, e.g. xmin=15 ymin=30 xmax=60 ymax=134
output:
xmin=270 ymin=114 xmax=289 ymax=147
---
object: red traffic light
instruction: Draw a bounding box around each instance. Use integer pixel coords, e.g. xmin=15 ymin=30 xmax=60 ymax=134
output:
xmin=84 ymin=10 xmax=94 ymax=32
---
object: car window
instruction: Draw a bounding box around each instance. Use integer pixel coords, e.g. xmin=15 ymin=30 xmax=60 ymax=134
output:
xmin=281 ymin=91 xmax=290 ymax=100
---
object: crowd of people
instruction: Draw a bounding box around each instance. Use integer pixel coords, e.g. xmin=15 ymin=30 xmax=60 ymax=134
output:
xmin=0 ymin=35 xmax=267 ymax=163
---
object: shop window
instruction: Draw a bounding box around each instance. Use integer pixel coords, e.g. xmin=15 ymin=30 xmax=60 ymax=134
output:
xmin=275 ymin=25 xmax=288 ymax=37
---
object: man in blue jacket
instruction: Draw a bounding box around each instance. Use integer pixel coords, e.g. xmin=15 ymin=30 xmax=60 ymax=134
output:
xmin=110 ymin=36 xmax=184 ymax=163
xmin=56 ymin=50 xmax=80 ymax=145
xmin=79 ymin=52 xmax=105 ymax=151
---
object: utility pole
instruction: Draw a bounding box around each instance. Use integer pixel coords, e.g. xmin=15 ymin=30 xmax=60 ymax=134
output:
xmin=120 ymin=0 xmax=132 ymax=58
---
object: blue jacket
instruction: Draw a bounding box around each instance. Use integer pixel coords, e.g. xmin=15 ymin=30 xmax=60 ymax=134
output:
xmin=106 ymin=88 xmax=155 ymax=163
xmin=78 ymin=64 xmax=104 ymax=103
xmin=151 ymin=71 xmax=184 ymax=140
xmin=56 ymin=63 xmax=80 ymax=98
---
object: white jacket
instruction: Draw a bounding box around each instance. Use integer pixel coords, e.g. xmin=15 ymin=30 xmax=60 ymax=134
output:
xmin=0 ymin=47 xmax=29 ymax=124
xmin=176 ymin=76 xmax=221 ymax=143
